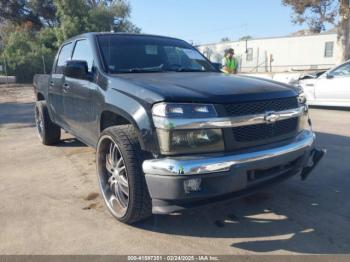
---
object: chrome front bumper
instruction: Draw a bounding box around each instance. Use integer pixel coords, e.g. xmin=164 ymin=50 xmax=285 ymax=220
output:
xmin=143 ymin=130 xmax=325 ymax=214
xmin=143 ymin=130 xmax=315 ymax=176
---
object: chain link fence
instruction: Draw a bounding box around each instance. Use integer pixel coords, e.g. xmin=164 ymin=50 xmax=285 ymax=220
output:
xmin=0 ymin=54 xmax=54 ymax=84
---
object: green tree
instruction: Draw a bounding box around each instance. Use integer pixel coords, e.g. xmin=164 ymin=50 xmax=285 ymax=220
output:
xmin=86 ymin=0 xmax=140 ymax=33
xmin=239 ymin=35 xmax=252 ymax=41
xmin=0 ymin=0 xmax=57 ymax=29
xmin=283 ymin=0 xmax=337 ymax=33
xmin=2 ymin=26 xmax=55 ymax=82
xmin=55 ymin=0 xmax=140 ymax=43
xmin=37 ymin=27 xmax=60 ymax=50
xmin=221 ymin=37 xmax=231 ymax=42
xmin=54 ymin=0 xmax=90 ymax=43
xmin=0 ymin=0 xmax=141 ymax=82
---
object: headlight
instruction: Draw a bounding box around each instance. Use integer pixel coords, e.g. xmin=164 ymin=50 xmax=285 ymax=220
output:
xmin=299 ymin=104 xmax=311 ymax=131
xmin=157 ymin=129 xmax=224 ymax=155
xmin=296 ymin=85 xmax=307 ymax=104
xmin=296 ymin=86 xmax=311 ymax=131
xmin=152 ymin=103 xmax=224 ymax=155
xmin=298 ymin=91 xmax=307 ymax=104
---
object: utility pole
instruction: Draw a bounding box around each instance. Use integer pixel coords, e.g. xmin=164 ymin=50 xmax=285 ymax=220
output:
xmin=269 ymin=54 xmax=274 ymax=72
xmin=42 ymin=55 xmax=46 ymax=74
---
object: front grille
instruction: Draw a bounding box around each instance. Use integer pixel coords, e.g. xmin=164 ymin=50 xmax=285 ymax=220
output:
xmin=222 ymin=96 xmax=300 ymax=150
xmin=223 ymin=97 xmax=298 ymax=117
xmin=233 ymin=117 xmax=298 ymax=142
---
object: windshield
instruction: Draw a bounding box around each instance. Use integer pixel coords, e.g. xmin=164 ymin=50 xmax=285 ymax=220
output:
xmin=97 ymin=34 xmax=216 ymax=73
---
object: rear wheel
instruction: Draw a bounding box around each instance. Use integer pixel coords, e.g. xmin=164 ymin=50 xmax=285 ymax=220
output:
xmin=96 ymin=125 xmax=152 ymax=224
xmin=34 ymin=101 xmax=61 ymax=145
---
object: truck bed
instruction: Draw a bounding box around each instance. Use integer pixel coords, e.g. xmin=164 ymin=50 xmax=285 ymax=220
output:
xmin=33 ymin=74 xmax=50 ymax=100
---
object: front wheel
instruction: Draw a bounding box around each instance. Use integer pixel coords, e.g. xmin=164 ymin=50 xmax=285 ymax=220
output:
xmin=96 ymin=125 xmax=152 ymax=224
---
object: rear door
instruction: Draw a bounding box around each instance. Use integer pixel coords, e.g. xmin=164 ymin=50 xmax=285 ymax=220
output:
xmin=49 ymin=42 xmax=74 ymax=127
xmin=315 ymin=62 xmax=350 ymax=106
xmin=63 ymin=39 xmax=98 ymax=144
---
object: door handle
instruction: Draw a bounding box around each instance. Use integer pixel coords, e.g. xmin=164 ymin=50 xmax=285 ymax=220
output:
xmin=306 ymin=83 xmax=314 ymax=87
xmin=62 ymin=83 xmax=70 ymax=92
xmin=49 ymin=81 xmax=54 ymax=86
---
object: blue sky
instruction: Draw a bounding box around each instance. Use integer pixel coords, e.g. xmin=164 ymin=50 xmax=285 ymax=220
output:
xmin=130 ymin=0 xmax=332 ymax=45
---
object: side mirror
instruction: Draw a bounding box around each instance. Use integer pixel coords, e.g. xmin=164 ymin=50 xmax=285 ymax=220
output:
xmin=64 ymin=60 xmax=90 ymax=80
xmin=212 ymin=62 xmax=222 ymax=71
xmin=326 ymin=73 xmax=334 ymax=79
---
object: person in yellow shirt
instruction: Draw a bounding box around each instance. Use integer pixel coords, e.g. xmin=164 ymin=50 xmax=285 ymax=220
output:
xmin=222 ymin=48 xmax=238 ymax=74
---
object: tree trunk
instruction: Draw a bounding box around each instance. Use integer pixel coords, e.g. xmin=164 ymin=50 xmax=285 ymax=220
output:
xmin=337 ymin=0 xmax=350 ymax=63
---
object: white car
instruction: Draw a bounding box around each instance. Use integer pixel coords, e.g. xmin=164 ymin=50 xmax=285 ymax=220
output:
xmin=299 ymin=60 xmax=350 ymax=107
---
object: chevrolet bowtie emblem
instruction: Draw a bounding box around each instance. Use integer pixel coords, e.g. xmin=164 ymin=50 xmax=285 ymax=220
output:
xmin=264 ymin=111 xmax=280 ymax=123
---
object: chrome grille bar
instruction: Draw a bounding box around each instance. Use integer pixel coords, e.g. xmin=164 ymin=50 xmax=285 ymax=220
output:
xmin=153 ymin=107 xmax=304 ymax=130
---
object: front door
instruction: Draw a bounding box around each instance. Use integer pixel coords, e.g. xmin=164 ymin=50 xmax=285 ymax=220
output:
xmin=315 ymin=62 xmax=350 ymax=106
xmin=63 ymin=39 xmax=97 ymax=145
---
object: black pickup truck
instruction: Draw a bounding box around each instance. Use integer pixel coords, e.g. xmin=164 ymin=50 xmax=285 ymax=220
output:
xmin=33 ymin=32 xmax=325 ymax=224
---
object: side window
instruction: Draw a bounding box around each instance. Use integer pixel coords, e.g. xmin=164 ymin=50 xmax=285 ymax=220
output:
xmin=331 ymin=63 xmax=350 ymax=77
xmin=72 ymin=39 xmax=94 ymax=72
xmin=55 ymin=42 xmax=73 ymax=74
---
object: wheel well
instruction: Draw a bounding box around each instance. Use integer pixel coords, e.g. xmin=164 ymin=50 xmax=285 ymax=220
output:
xmin=37 ymin=92 xmax=45 ymax=101
xmin=100 ymin=111 xmax=132 ymax=132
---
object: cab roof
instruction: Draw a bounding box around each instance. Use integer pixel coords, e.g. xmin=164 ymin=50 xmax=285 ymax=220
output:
xmin=65 ymin=32 xmax=185 ymax=44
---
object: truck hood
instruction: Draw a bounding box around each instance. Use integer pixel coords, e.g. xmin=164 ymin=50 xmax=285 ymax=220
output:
xmin=115 ymin=72 xmax=297 ymax=104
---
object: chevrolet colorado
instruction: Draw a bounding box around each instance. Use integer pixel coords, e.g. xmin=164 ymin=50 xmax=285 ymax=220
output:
xmin=33 ymin=33 xmax=325 ymax=224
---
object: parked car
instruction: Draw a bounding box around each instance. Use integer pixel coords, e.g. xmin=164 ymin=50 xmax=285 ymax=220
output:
xmin=33 ymin=33 xmax=325 ymax=224
xmin=299 ymin=60 xmax=350 ymax=107
xmin=298 ymin=70 xmax=326 ymax=81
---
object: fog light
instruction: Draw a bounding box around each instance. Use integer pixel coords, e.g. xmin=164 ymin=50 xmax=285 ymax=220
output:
xmin=184 ymin=178 xmax=202 ymax=193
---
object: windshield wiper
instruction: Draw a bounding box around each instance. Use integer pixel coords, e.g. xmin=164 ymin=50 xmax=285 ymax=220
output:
xmin=174 ymin=68 xmax=206 ymax=72
xmin=166 ymin=65 xmax=206 ymax=72
xmin=115 ymin=64 xmax=164 ymax=73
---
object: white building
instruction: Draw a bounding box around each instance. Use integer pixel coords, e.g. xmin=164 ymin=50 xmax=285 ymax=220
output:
xmin=197 ymin=32 xmax=340 ymax=73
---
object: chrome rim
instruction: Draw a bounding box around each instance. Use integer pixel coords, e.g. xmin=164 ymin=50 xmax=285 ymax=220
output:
xmin=35 ymin=106 xmax=43 ymax=138
xmin=97 ymin=135 xmax=129 ymax=218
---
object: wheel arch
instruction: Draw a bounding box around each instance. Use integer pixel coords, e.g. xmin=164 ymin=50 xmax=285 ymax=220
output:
xmin=99 ymin=106 xmax=157 ymax=153
xmin=100 ymin=88 xmax=159 ymax=154
xmin=100 ymin=110 xmax=134 ymax=131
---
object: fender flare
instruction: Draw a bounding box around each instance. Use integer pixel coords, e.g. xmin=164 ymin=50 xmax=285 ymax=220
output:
xmin=101 ymin=91 xmax=158 ymax=153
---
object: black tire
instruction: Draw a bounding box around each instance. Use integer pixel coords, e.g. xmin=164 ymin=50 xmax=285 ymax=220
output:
xmin=96 ymin=125 xmax=152 ymax=224
xmin=34 ymin=101 xmax=61 ymax=145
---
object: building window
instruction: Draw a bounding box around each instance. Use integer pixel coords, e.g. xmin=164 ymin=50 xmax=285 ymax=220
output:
xmin=324 ymin=42 xmax=334 ymax=57
xmin=246 ymin=48 xmax=253 ymax=61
